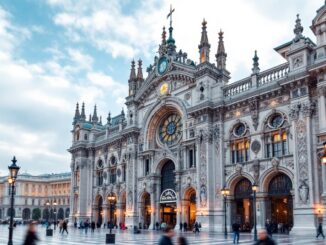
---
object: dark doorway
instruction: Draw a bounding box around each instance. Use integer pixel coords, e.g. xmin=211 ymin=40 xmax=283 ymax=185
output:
xmin=161 ymin=203 xmax=176 ymax=226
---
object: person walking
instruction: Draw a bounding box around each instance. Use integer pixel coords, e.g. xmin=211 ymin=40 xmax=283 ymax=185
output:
xmin=254 ymin=229 xmax=276 ymax=245
xmin=91 ymin=221 xmax=96 ymax=233
xmin=156 ymin=222 xmax=160 ymax=231
xmin=316 ymin=223 xmax=325 ymax=239
xmin=84 ymin=219 xmax=89 ymax=234
xmin=265 ymin=219 xmax=273 ymax=237
xmin=158 ymin=226 xmax=175 ymax=245
xmin=177 ymin=236 xmax=188 ymax=245
xmin=59 ymin=220 xmax=63 ymax=233
xmin=62 ymin=220 xmax=68 ymax=234
xmin=179 ymin=222 xmax=183 ymax=231
xmin=232 ymin=221 xmax=240 ymax=244
xmin=193 ymin=221 xmax=200 ymax=233
xmin=183 ymin=222 xmax=187 ymax=232
xmin=23 ymin=221 xmax=39 ymax=245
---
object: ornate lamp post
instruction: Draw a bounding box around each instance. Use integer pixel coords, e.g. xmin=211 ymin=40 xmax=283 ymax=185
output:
xmin=53 ymin=201 xmax=57 ymax=230
xmin=252 ymin=183 xmax=258 ymax=241
xmin=106 ymin=194 xmax=116 ymax=244
xmin=221 ymin=186 xmax=230 ymax=239
xmin=8 ymin=156 xmax=20 ymax=245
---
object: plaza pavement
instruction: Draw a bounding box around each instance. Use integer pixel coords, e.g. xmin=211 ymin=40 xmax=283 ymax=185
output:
xmin=0 ymin=225 xmax=325 ymax=244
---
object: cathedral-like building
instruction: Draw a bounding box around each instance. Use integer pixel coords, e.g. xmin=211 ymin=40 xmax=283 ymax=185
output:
xmin=69 ymin=3 xmax=326 ymax=233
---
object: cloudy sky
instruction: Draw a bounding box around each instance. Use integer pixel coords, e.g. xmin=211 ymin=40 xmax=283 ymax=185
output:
xmin=0 ymin=0 xmax=323 ymax=175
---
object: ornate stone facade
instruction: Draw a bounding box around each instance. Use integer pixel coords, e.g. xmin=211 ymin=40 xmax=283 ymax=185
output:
xmin=69 ymin=3 xmax=326 ymax=232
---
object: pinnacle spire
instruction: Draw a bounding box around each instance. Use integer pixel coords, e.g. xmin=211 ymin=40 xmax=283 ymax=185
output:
xmin=198 ymin=18 xmax=210 ymax=63
xmin=80 ymin=102 xmax=86 ymax=121
xmin=137 ymin=59 xmax=143 ymax=80
xmin=293 ymin=14 xmax=304 ymax=42
xmin=107 ymin=112 xmax=111 ymax=125
xmin=159 ymin=26 xmax=167 ymax=55
xmin=129 ymin=60 xmax=136 ymax=82
xmin=216 ymin=29 xmax=227 ymax=70
xmin=73 ymin=102 xmax=80 ymax=124
xmin=162 ymin=26 xmax=166 ymax=45
xmin=92 ymin=105 xmax=98 ymax=123
xmin=252 ymin=50 xmax=260 ymax=74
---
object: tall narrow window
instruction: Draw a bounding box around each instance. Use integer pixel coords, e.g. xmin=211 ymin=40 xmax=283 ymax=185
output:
xmin=145 ymin=159 xmax=150 ymax=176
xmin=189 ymin=149 xmax=194 ymax=168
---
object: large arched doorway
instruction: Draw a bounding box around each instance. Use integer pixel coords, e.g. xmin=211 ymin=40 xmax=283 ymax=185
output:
xmin=141 ymin=192 xmax=151 ymax=229
xmin=22 ymin=208 xmax=31 ymax=220
xmin=160 ymin=160 xmax=177 ymax=227
xmin=57 ymin=208 xmax=64 ymax=220
xmin=96 ymin=195 xmax=103 ymax=226
xmin=183 ymin=188 xmax=196 ymax=230
xmin=266 ymin=174 xmax=293 ymax=232
xmin=231 ymin=178 xmax=253 ymax=232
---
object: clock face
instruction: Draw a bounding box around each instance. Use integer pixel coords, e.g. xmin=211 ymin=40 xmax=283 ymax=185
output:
xmin=160 ymin=83 xmax=169 ymax=95
xmin=159 ymin=114 xmax=182 ymax=146
xmin=158 ymin=57 xmax=168 ymax=75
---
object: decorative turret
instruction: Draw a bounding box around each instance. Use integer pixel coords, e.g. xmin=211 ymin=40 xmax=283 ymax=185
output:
xmin=73 ymin=102 xmax=80 ymax=125
xmin=137 ymin=59 xmax=144 ymax=88
xmin=215 ymin=30 xmax=227 ymax=70
xmin=80 ymin=102 xmax=86 ymax=122
xmin=198 ymin=19 xmax=210 ymax=63
xmin=128 ymin=60 xmax=137 ymax=96
xmin=293 ymin=14 xmax=304 ymax=43
xmin=252 ymin=50 xmax=260 ymax=74
xmin=92 ymin=105 xmax=99 ymax=124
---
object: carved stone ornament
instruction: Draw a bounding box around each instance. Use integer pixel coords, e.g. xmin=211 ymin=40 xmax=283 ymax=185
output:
xmin=235 ymin=163 xmax=242 ymax=175
xmin=271 ymin=157 xmax=280 ymax=170
xmin=252 ymin=159 xmax=260 ymax=181
xmin=249 ymin=98 xmax=259 ymax=130
xmin=200 ymin=185 xmax=207 ymax=208
xmin=127 ymin=191 xmax=133 ymax=210
xmin=251 ymin=140 xmax=261 ymax=154
xmin=299 ymin=179 xmax=309 ymax=204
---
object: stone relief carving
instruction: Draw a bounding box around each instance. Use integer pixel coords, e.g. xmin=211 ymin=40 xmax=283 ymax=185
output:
xmin=197 ymin=130 xmax=208 ymax=208
xmin=299 ymin=179 xmax=309 ymax=204
xmin=271 ymin=157 xmax=280 ymax=170
xmin=235 ymin=163 xmax=242 ymax=175
xmin=127 ymin=190 xmax=133 ymax=210
xmin=249 ymin=98 xmax=259 ymax=130
xmin=251 ymin=140 xmax=261 ymax=154
xmin=252 ymin=159 xmax=260 ymax=181
xmin=200 ymin=185 xmax=207 ymax=208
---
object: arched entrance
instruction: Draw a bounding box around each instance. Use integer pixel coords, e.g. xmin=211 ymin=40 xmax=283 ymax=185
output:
xmin=183 ymin=188 xmax=196 ymax=229
xmin=141 ymin=192 xmax=151 ymax=229
xmin=22 ymin=208 xmax=31 ymax=220
xmin=58 ymin=208 xmax=64 ymax=220
xmin=120 ymin=192 xmax=126 ymax=226
xmin=266 ymin=174 xmax=293 ymax=232
xmin=96 ymin=195 xmax=103 ymax=226
xmin=160 ymin=160 xmax=177 ymax=227
xmin=43 ymin=208 xmax=49 ymax=220
xmin=231 ymin=178 xmax=253 ymax=232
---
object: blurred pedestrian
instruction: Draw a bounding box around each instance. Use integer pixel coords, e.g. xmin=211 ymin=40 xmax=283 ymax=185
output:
xmin=232 ymin=221 xmax=240 ymax=244
xmin=265 ymin=219 xmax=273 ymax=237
xmin=177 ymin=236 xmax=188 ymax=245
xmin=254 ymin=229 xmax=276 ymax=245
xmin=84 ymin=219 xmax=89 ymax=234
xmin=62 ymin=220 xmax=68 ymax=234
xmin=91 ymin=221 xmax=96 ymax=232
xmin=193 ymin=221 xmax=200 ymax=233
xmin=23 ymin=221 xmax=39 ymax=245
xmin=183 ymin=222 xmax=187 ymax=231
xmin=316 ymin=223 xmax=325 ymax=239
xmin=179 ymin=222 xmax=183 ymax=231
xmin=59 ymin=220 xmax=63 ymax=233
xmin=159 ymin=226 xmax=175 ymax=245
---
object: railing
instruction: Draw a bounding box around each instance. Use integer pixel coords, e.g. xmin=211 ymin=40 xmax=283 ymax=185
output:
xmin=258 ymin=63 xmax=289 ymax=87
xmin=224 ymin=77 xmax=252 ymax=97
xmin=224 ymin=63 xmax=289 ymax=98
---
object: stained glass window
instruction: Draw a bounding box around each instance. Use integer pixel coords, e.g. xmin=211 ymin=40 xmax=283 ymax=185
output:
xmin=159 ymin=114 xmax=182 ymax=146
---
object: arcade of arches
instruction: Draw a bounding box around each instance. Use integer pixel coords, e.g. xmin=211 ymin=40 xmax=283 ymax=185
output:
xmin=230 ymin=174 xmax=293 ymax=232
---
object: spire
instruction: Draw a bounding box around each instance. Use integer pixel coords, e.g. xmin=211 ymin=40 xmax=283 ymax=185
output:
xmin=107 ymin=112 xmax=111 ymax=125
xmin=120 ymin=108 xmax=125 ymax=123
xmin=162 ymin=26 xmax=167 ymax=45
xmin=252 ymin=50 xmax=260 ymax=74
xmin=80 ymin=102 xmax=86 ymax=122
xmin=73 ymin=102 xmax=80 ymax=124
xmin=216 ymin=29 xmax=227 ymax=70
xmin=137 ymin=59 xmax=143 ymax=80
xmin=293 ymin=14 xmax=304 ymax=42
xmin=198 ymin=19 xmax=211 ymax=63
xmin=129 ymin=60 xmax=136 ymax=82
xmin=92 ymin=105 xmax=98 ymax=123
xmin=158 ymin=26 xmax=167 ymax=55
xmin=99 ymin=116 xmax=102 ymax=125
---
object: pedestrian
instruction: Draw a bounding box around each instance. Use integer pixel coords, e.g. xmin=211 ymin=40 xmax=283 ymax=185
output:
xmin=179 ymin=222 xmax=183 ymax=231
xmin=265 ymin=219 xmax=273 ymax=237
xmin=91 ymin=221 xmax=96 ymax=232
xmin=156 ymin=222 xmax=160 ymax=230
xmin=232 ymin=221 xmax=240 ymax=244
xmin=183 ymin=222 xmax=187 ymax=231
xmin=59 ymin=220 xmax=63 ymax=233
xmin=158 ymin=225 xmax=175 ymax=245
xmin=193 ymin=221 xmax=200 ymax=233
xmin=254 ymin=229 xmax=276 ymax=245
xmin=177 ymin=236 xmax=188 ymax=245
xmin=62 ymin=220 xmax=68 ymax=234
xmin=23 ymin=221 xmax=39 ymax=245
xmin=84 ymin=219 xmax=89 ymax=234
xmin=316 ymin=222 xmax=325 ymax=239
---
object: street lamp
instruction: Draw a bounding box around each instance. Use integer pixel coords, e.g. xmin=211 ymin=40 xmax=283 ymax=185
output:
xmin=252 ymin=183 xmax=258 ymax=241
xmin=53 ymin=201 xmax=57 ymax=230
xmin=321 ymin=142 xmax=326 ymax=164
xmin=8 ymin=156 xmax=20 ymax=245
xmin=106 ymin=194 xmax=116 ymax=244
xmin=221 ymin=186 xmax=230 ymax=239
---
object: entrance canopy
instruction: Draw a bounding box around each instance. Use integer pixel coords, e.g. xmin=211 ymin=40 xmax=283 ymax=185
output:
xmin=160 ymin=189 xmax=177 ymax=203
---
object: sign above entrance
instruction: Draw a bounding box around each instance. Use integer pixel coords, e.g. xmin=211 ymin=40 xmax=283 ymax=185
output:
xmin=160 ymin=189 xmax=177 ymax=203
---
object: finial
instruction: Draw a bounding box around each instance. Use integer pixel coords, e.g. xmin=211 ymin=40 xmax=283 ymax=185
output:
xmin=167 ymin=4 xmax=175 ymax=29
xmin=293 ymin=13 xmax=304 ymax=42
xmin=199 ymin=18 xmax=210 ymax=63
xmin=202 ymin=18 xmax=207 ymax=28
xmin=92 ymin=105 xmax=98 ymax=123
xmin=73 ymin=102 xmax=80 ymax=124
xmin=162 ymin=26 xmax=166 ymax=45
xmin=216 ymin=29 xmax=227 ymax=69
xmin=107 ymin=112 xmax=111 ymax=125
xmin=12 ymin=156 xmax=17 ymax=165
xmin=252 ymin=50 xmax=260 ymax=74
xmin=129 ymin=60 xmax=136 ymax=81
xmin=80 ymin=102 xmax=86 ymax=121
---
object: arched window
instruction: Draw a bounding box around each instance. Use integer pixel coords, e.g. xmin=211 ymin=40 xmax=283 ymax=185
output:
xmin=264 ymin=113 xmax=289 ymax=158
xmin=110 ymin=169 xmax=116 ymax=184
xmin=230 ymin=122 xmax=250 ymax=164
xmin=161 ymin=160 xmax=175 ymax=192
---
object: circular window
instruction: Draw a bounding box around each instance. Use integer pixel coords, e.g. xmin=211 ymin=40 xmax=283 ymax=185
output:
xmin=270 ymin=114 xmax=284 ymax=128
xmin=159 ymin=114 xmax=182 ymax=146
xmin=234 ymin=123 xmax=246 ymax=137
xmin=110 ymin=156 xmax=117 ymax=165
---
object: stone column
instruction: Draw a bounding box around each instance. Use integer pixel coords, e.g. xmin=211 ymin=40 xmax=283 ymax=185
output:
xmin=317 ymin=83 xmax=326 ymax=132
xmin=68 ymin=157 xmax=76 ymax=226
xmin=149 ymin=191 xmax=155 ymax=229
xmin=256 ymin=193 xmax=266 ymax=230
xmin=116 ymin=203 xmax=121 ymax=227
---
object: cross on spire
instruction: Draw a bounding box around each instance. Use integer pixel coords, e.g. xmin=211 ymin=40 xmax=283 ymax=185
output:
xmin=167 ymin=4 xmax=175 ymax=28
